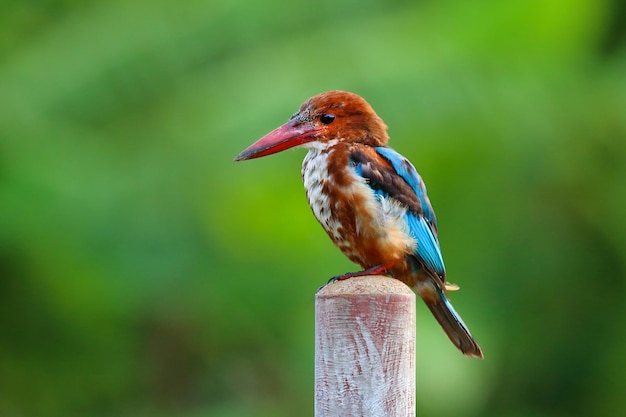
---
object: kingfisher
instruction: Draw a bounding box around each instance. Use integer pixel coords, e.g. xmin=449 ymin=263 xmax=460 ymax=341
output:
xmin=234 ymin=90 xmax=483 ymax=358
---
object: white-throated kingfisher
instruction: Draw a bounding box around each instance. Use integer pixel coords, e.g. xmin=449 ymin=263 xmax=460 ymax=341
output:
xmin=234 ymin=91 xmax=483 ymax=358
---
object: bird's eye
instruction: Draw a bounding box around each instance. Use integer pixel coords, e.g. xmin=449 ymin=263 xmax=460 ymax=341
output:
xmin=320 ymin=114 xmax=335 ymax=125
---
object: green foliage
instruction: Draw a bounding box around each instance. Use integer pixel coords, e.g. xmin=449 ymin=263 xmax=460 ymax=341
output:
xmin=1 ymin=0 xmax=625 ymax=416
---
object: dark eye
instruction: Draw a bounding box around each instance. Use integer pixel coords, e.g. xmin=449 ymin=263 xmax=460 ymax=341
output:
xmin=320 ymin=114 xmax=335 ymax=124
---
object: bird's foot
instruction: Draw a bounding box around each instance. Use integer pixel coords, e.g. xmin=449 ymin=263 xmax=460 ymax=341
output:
xmin=326 ymin=264 xmax=391 ymax=284
xmin=316 ymin=264 xmax=393 ymax=293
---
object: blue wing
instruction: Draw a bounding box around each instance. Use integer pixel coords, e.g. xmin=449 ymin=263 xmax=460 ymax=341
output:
xmin=351 ymin=146 xmax=445 ymax=277
xmin=375 ymin=147 xmax=437 ymax=228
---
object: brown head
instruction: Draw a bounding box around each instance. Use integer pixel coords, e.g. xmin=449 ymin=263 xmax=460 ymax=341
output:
xmin=234 ymin=90 xmax=389 ymax=161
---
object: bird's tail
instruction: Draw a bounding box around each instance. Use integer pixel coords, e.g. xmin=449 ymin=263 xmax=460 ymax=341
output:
xmin=419 ymin=282 xmax=483 ymax=358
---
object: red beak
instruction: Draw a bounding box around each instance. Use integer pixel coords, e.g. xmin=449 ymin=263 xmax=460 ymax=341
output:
xmin=234 ymin=121 xmax=320 ymax=161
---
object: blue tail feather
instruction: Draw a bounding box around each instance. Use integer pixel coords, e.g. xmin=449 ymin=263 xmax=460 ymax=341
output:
xmin=421 ymin=283 xmax=483 ymax=358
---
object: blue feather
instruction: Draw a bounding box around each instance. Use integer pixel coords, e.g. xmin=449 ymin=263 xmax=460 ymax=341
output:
xmin=436 ymin=285 xmax=470 ymax=331
xmin=374 ymin=147 xmax=445 ymax=276
xmin=375 ymin=147 xmax=437 ymax=227
xmin=406 ymin=213 xmax=445 ymax=276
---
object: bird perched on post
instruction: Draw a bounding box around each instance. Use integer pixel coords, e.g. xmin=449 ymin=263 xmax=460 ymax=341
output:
xmin=234 ymin=90 xmax=483 ymax=358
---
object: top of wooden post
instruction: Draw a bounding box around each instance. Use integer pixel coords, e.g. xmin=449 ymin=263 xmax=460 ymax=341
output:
xmin=316 ymin=274 xmax=414 ymax=298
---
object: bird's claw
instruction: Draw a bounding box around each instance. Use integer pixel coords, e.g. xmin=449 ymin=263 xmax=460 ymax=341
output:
xmin=327 ymin=274 xmax=347 ymax=283
xmin=321 ymin=265 xmax=391 ymax=290
xmin=314 ymin=274 xmax=352 ymax=294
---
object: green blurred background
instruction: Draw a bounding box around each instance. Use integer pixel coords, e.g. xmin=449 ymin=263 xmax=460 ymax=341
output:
xmin=1 ymin=0 xmax=625 ymax=416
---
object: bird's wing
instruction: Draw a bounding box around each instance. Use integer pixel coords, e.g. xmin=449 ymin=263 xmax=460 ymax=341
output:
xmin=350 ymin=146 xmax=445 ymax=277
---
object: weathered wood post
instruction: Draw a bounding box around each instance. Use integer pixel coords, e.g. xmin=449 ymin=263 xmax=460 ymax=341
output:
xmin=315 ymin=275 xmax=416 ymax=417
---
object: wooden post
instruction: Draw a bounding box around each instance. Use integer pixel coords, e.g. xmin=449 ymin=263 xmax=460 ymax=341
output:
xmin=315 ymin=275 xmax=416 ymax=417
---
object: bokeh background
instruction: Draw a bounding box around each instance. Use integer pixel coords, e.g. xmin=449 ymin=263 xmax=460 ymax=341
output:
xmin=1 ymin=0 xmax=625 ymax=416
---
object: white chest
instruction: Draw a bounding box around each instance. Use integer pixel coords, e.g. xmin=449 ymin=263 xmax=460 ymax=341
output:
xmin=302 ymin=150 xmax=344 ymax=243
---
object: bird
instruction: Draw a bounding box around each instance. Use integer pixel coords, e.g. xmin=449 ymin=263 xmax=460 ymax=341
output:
xmin=234 ymin=90 xmax=483 ymax=358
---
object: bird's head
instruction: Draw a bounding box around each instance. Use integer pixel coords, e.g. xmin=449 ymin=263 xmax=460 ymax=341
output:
xmin=234 ymin=90 xmax=389 ymax=161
